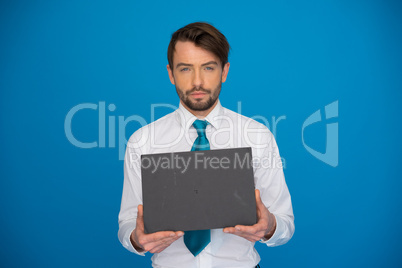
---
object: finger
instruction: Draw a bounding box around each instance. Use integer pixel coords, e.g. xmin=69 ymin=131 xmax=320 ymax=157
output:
xmin=155 ymin=231 xmax=183 ymax=243
xmin=234 ymin=225 xmax=259 ymax=234
xmin=255 ymin=189 xmax=264 ymax=207
xmin=226 ymin=228 xmax=261 ymax=242
xmin=244 ymin=235 xmax=261 ymax=242
xmin=140 ymin=229 xmax=183 ymax=249
xmin=141 ymin=240 xmax=160 ymax=253
xmin=236 ymin=224 xmax=266 ymax=237
xmin=255 ymin=189 xmax=261 ymax=202
xmin=255 ymin=189 xmax=264 ymax=218
xmin=152 ymin=242 xmax=173 ymax=253
xmin=145 ymin=230 xmax=180 ymax=244
xmin=136 ymin=204 xmax=145 ymax=231
xmin=224 ymin=226 xmax=253 ymax=236
xmin=223 ymin=227 xmax=237 ymax=233
xmin=255 ymin=189 xmax=271 ymax=222
xmin=136 ymin=230 xmax=174 ymax=247
xmin=234 ymin=228 xmax=265 ymax=242
xmin=224 ymin=222 xmax=267 ymax=242
xmin=147 ymin=234 xmax=183 ymax=253
xmin=138 ymin=204 xmax=143 ymax=216
xmin=141 ymin=236 xmax=174 ymax=253
xmin=136 ymin=205 xmax=144 ymax=223
xmin=175 ymin=231 xmax=185 ymax=237
xmin=152 ymin=244 xmax=167 ymax=253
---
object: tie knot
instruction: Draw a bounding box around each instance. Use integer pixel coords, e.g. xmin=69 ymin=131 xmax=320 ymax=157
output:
xmin=192 ymin=119 xmax=208 ymax=137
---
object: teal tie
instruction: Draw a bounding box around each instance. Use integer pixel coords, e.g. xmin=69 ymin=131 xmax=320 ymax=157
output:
xmin=184 ymin=119 xmax=211 ymax=256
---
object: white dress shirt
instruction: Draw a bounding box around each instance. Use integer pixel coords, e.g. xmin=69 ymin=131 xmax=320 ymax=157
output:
xmin=118 ymin=100 xmax=294 ymax=268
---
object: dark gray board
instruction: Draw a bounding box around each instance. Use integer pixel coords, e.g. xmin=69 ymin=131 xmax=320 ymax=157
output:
xmin=141 ymin=147 xmax=257 ymax=233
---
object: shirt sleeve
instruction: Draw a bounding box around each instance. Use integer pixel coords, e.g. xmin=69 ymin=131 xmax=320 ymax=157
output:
xmin=117 ymin=137 xmax=146 ymax=256
xmin=252 ymin=129 xmax=295 ymax=247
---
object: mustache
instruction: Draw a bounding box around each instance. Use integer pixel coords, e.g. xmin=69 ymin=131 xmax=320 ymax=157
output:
xmin=186 ymin=87 xmax=211 ymax=96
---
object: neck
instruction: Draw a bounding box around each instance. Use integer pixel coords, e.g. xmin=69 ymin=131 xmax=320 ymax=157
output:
xmin=181 ymin=100 xmax=219 ymax=119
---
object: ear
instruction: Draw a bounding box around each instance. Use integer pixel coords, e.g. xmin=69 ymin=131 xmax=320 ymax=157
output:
xmin=167 ymin=64 xmax=175 ymax=85
xmin=221 ymin=62 xmax=230 ymax=83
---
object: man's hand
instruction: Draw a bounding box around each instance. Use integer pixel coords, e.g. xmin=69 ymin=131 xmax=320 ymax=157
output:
xmin=130 ymin=204 xmax=184 ymax=253
xmin=223 ymin=189 xmax=276 ymax=242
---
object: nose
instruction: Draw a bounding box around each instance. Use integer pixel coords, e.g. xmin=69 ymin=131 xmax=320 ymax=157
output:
xmin=192 ymin=69 xmax=203 ymax=88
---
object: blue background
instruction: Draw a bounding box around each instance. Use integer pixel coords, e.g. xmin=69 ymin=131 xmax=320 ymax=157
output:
xmin=1 ymin=0 xmax=401 ymax=267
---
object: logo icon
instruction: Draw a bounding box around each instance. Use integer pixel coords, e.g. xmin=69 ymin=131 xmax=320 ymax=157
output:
xmin=302 ymin=101 xmax=339 ymax=167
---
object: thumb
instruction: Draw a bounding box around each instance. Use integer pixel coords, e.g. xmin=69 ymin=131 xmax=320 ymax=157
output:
xmin=255 ymin=189 xmax=266 ymax=219
xmin=137 ymin=204 xmax=144 ymax=219
xmin=255 ymin=189 xmax=262 ymax=205
xmin=136 ymin=204 xmax=145 ymax=230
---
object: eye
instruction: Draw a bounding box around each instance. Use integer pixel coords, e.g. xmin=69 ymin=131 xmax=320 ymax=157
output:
xmin=180 ymin=67 xmax=190 ymax=72
xmin=205 ymin=66 xmax=214 ymax=71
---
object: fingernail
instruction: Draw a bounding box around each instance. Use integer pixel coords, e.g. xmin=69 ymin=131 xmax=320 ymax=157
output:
xmin=170 ymin=233 xmax=175 ymax=237
xmin=235 ymin=227 xmax=241 ymax=231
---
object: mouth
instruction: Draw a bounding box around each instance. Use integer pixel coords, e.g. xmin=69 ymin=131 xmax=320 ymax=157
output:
xmin=190 ymin=92 xmax=207 ymax=99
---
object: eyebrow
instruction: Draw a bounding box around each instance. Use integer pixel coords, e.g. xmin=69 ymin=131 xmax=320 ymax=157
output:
xmin=175 ymin=61 xmax=218 ymax=69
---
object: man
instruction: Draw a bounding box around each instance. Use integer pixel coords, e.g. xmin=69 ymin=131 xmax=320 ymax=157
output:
xmin=118 ymin=22 xmax=294 ymax=268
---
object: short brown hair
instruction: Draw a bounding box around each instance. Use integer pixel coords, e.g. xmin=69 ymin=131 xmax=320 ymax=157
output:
xmin=167 ymin=22 xmax=230 ymax=70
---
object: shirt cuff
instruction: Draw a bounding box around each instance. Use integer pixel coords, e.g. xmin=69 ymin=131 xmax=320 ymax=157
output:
xmin=259 ymin=214 xmax=285 ymax=246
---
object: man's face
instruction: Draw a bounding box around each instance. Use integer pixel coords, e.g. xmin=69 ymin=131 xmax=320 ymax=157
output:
xmin=167 ymin=41 xmax=230 ymax=114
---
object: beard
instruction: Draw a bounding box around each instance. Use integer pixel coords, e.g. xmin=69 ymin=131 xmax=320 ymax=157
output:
xmin=175 ymin=82 xmax=221 ymax=111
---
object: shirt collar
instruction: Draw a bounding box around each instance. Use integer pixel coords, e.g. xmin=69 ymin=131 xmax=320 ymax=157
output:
xmin=176 ymin=99 xmax=224 ymax=130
